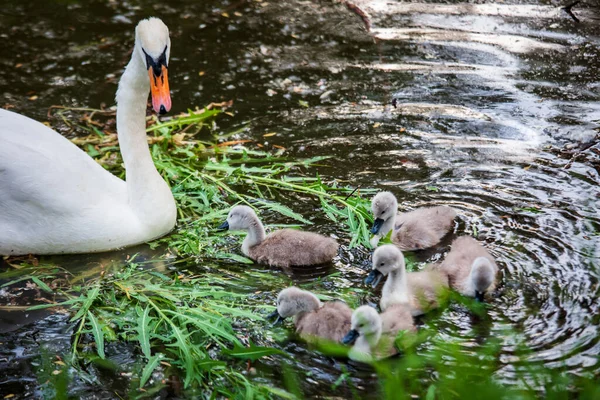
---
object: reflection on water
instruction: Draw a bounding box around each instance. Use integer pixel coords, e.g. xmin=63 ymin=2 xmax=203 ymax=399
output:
xmin=1 ymin=0 xmax=599 ymax=397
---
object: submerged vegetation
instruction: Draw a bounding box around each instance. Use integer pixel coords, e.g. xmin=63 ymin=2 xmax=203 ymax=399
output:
xmin=1 ymin=106 xmax=598 ymax=399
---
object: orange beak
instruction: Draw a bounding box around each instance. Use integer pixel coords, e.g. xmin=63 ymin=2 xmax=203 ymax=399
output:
xmin=148 ymin=65 xmax=171 ymax=114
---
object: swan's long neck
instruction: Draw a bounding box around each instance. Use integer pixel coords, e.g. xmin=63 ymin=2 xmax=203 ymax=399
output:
xmin=383 ymin=263 xmax=410 ymax=304
xmin=241 ymin=215 xmax=266 ymax=255
xmin=116 ymin=44 xmax=176 ymax=229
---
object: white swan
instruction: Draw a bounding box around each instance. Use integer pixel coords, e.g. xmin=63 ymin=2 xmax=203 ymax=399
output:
xmin=0 ymin=18 xmax=176 ymax=255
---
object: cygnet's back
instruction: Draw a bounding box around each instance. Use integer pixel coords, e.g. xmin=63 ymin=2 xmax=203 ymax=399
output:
xmin=251 ymin=229 xmax=338 ymax=268
xmin=274 ymin=287 xmax=351 ymax=343
xmin=438 ymin=236 xmax=498 ymax=299
xmin=381 ymin=303 xmax=416 ymax=336
xmin=296 ymin=300 xmax=352 ymax=342
xmin=394 ymin=206 xmax=457 ymax=251
xmin=403 ymin=269 xmax=449 ymax=313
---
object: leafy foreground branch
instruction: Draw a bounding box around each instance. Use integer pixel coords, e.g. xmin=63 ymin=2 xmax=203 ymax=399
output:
xmin=29 ymin=260 xmax=292 ymax=398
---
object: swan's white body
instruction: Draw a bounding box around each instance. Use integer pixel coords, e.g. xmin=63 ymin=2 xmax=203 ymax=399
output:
xmin=0 ymin=18 xmax=176 ymax=255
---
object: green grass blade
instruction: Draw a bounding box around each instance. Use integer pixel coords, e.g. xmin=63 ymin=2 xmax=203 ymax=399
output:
xmin=87 ymin=311 xmax=105 ymax=359
xmin=137 ymin=305 xmax=154 ymax=360
xmin=140 ymin=353 xmax=163 ymax=388
xmin=71 ymin=285 xmax=100 ymax=322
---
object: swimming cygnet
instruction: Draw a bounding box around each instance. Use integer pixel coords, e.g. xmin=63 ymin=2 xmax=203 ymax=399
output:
xmin=268 ymin=286 xmax=352 ymax=343
xmin=370 ymin=191 xmax=456 ymax=250
xmin=342 ymin=304 xmax=415 ymax=362
xmin=437 ymin=236 xmax=498 ymax=301
xmin=218 ymin=205 xmax=339 ymax=268
xmin=366 ymin=244 xmax=448 ymax=316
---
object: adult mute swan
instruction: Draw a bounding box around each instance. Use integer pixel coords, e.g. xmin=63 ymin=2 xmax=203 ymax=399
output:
xmin=0 ymin=18 xmax=177 ymax=255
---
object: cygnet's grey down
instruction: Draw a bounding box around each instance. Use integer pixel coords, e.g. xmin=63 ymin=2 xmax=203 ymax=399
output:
xmin=342 ymin=304 xmax=415 ymax=362
xmin=219 ymin=205 xmax=339 ymax=268
xmin=366 ymin=244 xmax=448 ymax=316
xmin=370 ymin=191 xmax=456 ymax=250
xmin=268 ymin=287 xmax=352 ymax=343
xmin=436 ymin=236 xmax=498 ymax=301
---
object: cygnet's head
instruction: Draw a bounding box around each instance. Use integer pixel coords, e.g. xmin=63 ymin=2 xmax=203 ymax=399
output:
xmin=470 ymin=257 xmax=496 ymax=301
xmin=342 ymin=305 xmax=382 ymax=345
xmin=370 ymin=192 xmax=398 ymax=234
xmin=364 ymin=245 xmax=405 ymax=288
xmin=267 ymin=287 xmax=321 ymax=325
xmin=218 ymin=205 xmax=258 ymax=231
xmin=134 ymin=18 xmax=171 ymax=114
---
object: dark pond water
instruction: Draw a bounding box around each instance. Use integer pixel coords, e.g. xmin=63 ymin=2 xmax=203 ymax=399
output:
xmin=1 ymin=0 xmax=599 ymax=398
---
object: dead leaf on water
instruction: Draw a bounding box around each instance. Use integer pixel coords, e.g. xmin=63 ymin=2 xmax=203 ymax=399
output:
xmin=215 ymin=140 xmax=253 ymax=147
xmin=263 ymin=132 xmax=277 ymax=137
xmin=28 ymin=95 xmax=38 ymax=101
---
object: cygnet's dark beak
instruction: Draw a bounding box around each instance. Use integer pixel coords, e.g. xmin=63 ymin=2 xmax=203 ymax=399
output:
xmin=475 ymin=291 xmax=485 ymax=302
xmin=342 ymin=329 xmax=359 ymax=345
xmin=371 ymin=218 xmax=384 ymax=234
xmin=217 ymin=221 xmax=229 ymax=231
xmin=267 ymin=310 xmax=284 ymax=326
xmin=365 ymin=269 xmax=383 ymax=288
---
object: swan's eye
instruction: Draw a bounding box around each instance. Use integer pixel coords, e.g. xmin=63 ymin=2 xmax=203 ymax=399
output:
xmin=380 ymin=262 xmax=384 ymax=266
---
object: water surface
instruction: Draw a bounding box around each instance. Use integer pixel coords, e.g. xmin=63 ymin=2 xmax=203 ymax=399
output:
xmin=1 ymin=0 xmax=599 ymax=398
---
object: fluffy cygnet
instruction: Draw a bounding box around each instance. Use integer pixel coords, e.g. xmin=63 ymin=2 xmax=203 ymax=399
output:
xmin=437 ymin=236 xmax=498 ymax=301
xmin=268 ymin=286 xmax=352 ymax=343
xmin=219 ymin=205 xmax=339 ymax=267
xmin=342 ymin=304 xmax=415 ymax=362
xmin=366 ymin=244 xmax=448 ymax=316
xmin=370 ymin=192 xmax=456 ymax=250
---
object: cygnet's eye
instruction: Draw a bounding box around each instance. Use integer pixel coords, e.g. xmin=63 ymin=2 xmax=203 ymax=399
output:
xmin=380 ymin=262 xmax=385 ymax=266
xmin=380 ymin=210 xmax=386 ymax=216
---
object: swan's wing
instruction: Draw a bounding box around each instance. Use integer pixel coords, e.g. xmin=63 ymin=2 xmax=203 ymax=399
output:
xmin=0 ymin=109 xmax=126 ymax=216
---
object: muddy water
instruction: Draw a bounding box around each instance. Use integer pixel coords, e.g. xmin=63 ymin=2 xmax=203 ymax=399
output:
xmin=1 ymin=0 xmax=599 ymax=398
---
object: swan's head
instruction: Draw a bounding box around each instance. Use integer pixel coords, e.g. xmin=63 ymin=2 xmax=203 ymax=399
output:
xmin=267 ymin=287 xmax=322 ymax=325
xmin=218 ymin=205 xmax=258 ymax=231
xmin=371 ymin=192 xmax=398 ymax=234
xmin=342 ymin=305 xmax=381 ymax=345
xmin=135 ymin=17 xmax=171 ymax=114
xmin=365 ymin=244 xmax=405 ymax=288
xmin=470 ymin=257 xmax=496 ymax=301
